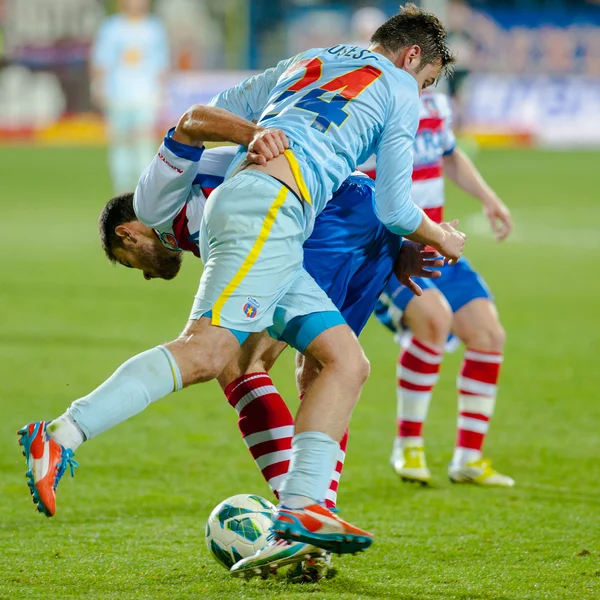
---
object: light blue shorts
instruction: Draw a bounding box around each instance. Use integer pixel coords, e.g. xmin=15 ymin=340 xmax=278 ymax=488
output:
xmin=107 ymin=103 xmax=160 ymax=137
xmin=190 ymin=170 xmax=344 ymax=351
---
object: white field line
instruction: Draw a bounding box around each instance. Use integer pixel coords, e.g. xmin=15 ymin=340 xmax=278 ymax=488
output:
xmin=462 ymin=212 xmax=600 ymax=250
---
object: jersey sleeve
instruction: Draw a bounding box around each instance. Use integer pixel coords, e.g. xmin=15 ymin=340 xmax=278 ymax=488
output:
xmin=194 ymin=145 xmax=238 ymax=196
xmin=373 ymin=85 xmax=424 ymax=236
xmin=207 ymin=52 xmax=314 ymax=121
xmin=437 ymin=94 xmax=456 ymax=155
xmin=134 ymin=129 xmax=204 ymax=228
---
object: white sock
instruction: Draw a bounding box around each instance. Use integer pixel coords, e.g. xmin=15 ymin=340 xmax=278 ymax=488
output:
xmin=452 ymin=447 xmax=482 ymax=468
xmin=62 ymin=346 xmax=182 ymax=441
xmin=278 ymin=495 xmax=315 ymax=509
xmin=47 ymin=414 xmax=85 ymax=451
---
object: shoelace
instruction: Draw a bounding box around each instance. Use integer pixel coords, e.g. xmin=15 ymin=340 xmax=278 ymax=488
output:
xmin=266 ymin=531 xmax=291 ymax=546
xmin=54 ymin=448 xmax=79 ymax=489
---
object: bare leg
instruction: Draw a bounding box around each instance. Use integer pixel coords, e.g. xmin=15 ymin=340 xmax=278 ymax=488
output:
xmin=294 ymin=324 xmax=369 ymax=443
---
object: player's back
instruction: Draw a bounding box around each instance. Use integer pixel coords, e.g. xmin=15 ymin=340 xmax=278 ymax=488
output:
xmin=258 ymin=45 xmax=419 ymax=221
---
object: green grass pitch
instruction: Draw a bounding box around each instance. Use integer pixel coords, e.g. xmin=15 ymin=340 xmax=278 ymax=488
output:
xmin=0 ymin=146 xmax=599 ymax=600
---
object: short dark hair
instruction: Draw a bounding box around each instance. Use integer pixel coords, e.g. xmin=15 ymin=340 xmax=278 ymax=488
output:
xmin=370 ymin=3 xmax=455 ymax=73
xmin=98 ymin=192 xmax=136 ymax=263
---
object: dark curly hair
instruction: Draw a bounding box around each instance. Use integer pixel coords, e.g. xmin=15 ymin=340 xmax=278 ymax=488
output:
xmin=370 ymin=3 xmax=455 ymax=74
xmin=98 ymin=193 xmax=136 ymax=263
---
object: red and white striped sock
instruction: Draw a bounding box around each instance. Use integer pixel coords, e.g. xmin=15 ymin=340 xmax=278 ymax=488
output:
xmin=452 ymin=349 xmax=503 ymax=467
xmin=224 ymin=372 xmax=294 ymax=499
xmin=396 ymin=338 xmax=443 ymax=448
xmin=325 ymin=428 xmax=348 ymax=508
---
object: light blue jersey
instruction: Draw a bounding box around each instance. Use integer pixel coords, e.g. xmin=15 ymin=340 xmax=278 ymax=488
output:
xmin=92 ymin=14 xmax=169 ymax=106
xmin=209 ymin=45 xmax=423 ymax=237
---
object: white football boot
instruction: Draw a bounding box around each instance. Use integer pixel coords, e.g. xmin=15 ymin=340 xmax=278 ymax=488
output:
xmin=230 ymin=535 xmax=325 ymax=579
xmin=449 ymin=457 xmax=515 ymax=487
xmin=390 ymin=439 xmax=431 ymax=485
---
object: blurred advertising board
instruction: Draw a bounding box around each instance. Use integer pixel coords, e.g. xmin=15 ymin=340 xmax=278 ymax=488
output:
xmin=464 ymin=75 xmax=600 ymax=148
xmin=164 ymin=71 xmax=600 ymax=149
xmin=2 ymin=68 xmax=600 ymax=149
xmin=162 ymin=71 xmax=258 ymax=126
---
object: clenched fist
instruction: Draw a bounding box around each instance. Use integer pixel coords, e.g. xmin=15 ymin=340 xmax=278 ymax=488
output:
xmin=247 ymin=128 xmax=289 ymax=165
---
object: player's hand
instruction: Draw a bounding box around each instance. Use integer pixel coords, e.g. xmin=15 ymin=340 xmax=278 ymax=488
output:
xmin=247 ymin=128 xmax=289 ymax=165
xmin=483 ymin=196 xmax=512 ymax=241
xmin=438 ymin=219 xmax=466 ymax=266
xmin=395 ymin=241 xmax=443 ymax=296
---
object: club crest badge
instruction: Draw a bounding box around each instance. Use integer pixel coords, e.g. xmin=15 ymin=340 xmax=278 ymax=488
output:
xmin=156 ymin=229 xmax=180 ymax=250
xmin=243 ymin=297 xmax=260 ymax=319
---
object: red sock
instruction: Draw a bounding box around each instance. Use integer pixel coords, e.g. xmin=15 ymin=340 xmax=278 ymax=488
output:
xmin=453 ymin=349 xmax=503 ymax=467
xmin=224 ymin=372 xmax=294 ymax=498
xmin=396 ymin=338 xmax=443 ymax=447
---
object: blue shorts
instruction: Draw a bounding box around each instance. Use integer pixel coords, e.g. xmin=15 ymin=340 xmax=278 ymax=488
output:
xmin=303 ymin=175 xmax=401 ymax=336
xmin=375 ymin=257 xmax=492 ymax=332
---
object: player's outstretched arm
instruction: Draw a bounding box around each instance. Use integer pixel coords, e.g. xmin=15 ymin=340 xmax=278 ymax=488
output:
xmin=443 ymin=148 xmax=512 ymax=241
xmin=404 ymin=215 xmax=466 ymax=265
xmin=174 ymin=105 xmax=260 ymax=146
xmin=172 ymin=105 xmax=288 ymax=165
xmin=374 ymin=88 xmax=466 ymax=263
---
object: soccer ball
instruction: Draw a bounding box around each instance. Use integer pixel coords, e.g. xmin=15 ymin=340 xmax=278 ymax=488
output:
xmin=205 ymin=494 xmax=276 ymax=569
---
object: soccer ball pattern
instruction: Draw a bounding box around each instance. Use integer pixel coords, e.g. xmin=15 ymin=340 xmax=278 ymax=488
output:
xmin=205 ymin=494 xmax=276 ymax=569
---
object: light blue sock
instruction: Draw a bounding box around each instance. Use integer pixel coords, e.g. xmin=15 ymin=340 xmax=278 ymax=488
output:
xmin=279 ymin=432 xmax=339 ymax=506
xmin=66 ymin=346 xmax=182 ymax=440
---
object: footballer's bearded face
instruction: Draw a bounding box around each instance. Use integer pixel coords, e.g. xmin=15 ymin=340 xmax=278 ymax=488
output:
xmin=113 ymin=232 xmax=183 ymax=281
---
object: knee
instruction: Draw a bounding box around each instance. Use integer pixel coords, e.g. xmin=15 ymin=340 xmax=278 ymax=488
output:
xmin=464 ymin=322 xmax=506 ymax=353
xmin=170 ymin=338 xmax=229 ymax=386
xmin=412 ymin=301 xmax=452 ymax=348
xmin=342 ymin=347 xmax=371 ymax=386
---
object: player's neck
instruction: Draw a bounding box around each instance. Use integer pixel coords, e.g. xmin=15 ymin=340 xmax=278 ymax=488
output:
xmin=368 ymin=44 xmax=401 ymax=67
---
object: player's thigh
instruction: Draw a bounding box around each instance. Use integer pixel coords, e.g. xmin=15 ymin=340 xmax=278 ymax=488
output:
xmin=217 ymin=332 xmax=288 ymax=390
xmin=377 ymin=274 xmax=438 ymax=331
xmin=452 ymin=298 xmax=505 ymax=352
xmin=191 ymin=170 xmax=306 ymax=336
xmin=403 ymin=288 xmax=453 ymax=346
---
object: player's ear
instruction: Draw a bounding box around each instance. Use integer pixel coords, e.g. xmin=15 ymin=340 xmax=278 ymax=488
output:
xmin=115 ymin=224 xmax=137 ymax=245
xmin=402 ymin=45 xmax=422 ymax=69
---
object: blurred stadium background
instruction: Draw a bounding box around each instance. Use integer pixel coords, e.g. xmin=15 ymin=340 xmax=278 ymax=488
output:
xmin=1 ymin=1 xmax=599 ymax=598
xmin=1 ymin=0 xmax=600 ymax=148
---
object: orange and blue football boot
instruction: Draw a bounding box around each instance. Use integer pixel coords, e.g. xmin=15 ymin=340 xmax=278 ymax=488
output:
xmin=272 ymin=504 xmax=373 ymax=554
xmin=17 ymin=421 xmax=78 ymax=517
